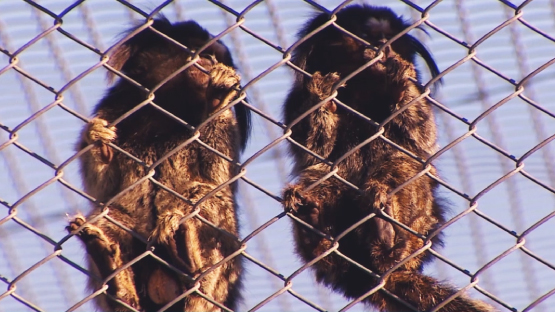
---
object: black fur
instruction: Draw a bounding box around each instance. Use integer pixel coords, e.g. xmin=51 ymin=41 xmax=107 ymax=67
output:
xmin=282 ymin=5 xmax=494 ymax=312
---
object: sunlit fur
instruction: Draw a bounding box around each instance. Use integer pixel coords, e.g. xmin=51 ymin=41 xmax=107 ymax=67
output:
xmin=68 ymin=18 xmax=250 ymax=312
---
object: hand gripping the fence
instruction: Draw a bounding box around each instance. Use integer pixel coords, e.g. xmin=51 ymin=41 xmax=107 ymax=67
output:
xmin=283 ymin=4 xmax=495 ymax=312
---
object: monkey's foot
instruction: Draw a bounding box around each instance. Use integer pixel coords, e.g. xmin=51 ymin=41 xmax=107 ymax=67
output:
xmin=67 ymin=215 xmax=114 ymax=249
xmin=151 ymin=209 xmax=186 ymax=246
xmin=84 ymin=117 xmax=117 ymax=164
xmin=207 ymin=63 xmax=240 ymax=112
xmin=362 ymin=186 xmax=397 ymax=251
xmin=283 ymin=185 xmax=320 ymax=228
xmin=151 ymin=209 xmax=199 ymax=275
xmin=67 ymin=216 xmax=141 ymax=311
xmin=307 ymin=72 xmax=342 ymax=112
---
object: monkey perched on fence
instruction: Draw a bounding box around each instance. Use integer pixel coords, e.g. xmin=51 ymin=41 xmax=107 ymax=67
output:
xmin=67 ymin=18 xmax=250 ymax=312
xmin=282 ymin=5 xmax=494 ymax=312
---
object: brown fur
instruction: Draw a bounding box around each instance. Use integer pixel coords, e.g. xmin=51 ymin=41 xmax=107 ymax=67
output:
xmin=67 ymin=18 xmax=250 ymax=312
xmin=282 ymin=5 xmax=494 ymax=312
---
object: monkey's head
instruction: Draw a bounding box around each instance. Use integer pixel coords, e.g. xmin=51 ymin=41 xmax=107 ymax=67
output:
xmin=106 ymin=18 xmax=250 ymax=150
xmin=293 ymin=5 xmax=440 ymax=87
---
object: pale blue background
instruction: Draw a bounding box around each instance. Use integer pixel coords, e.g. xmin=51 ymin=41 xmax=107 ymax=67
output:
xmin=0 ymin=1 xmax=554 ymax=311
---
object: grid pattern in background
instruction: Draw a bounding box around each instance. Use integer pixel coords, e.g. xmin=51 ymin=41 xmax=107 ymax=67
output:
xmin=0 ymin=0 xmax=554 ymax=311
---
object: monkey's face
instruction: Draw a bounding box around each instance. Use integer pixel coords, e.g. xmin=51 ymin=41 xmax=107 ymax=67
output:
xmin=304 ymin=10 xmax=414 ymax=78
xmin=299 ymin=5 xmax=440 ymax=84
xmin=107 ymin=20 xmax=238 ymax=126
xmin=113 ymin=20 xmax=232 ymax=91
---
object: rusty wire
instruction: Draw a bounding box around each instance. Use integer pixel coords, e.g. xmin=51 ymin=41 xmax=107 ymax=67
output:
xmin=0 ymin=0 xmax=554 ymax=312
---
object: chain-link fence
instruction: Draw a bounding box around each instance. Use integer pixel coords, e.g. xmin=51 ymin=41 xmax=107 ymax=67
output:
xmin=0 ymin=0 xmax=554 ymax=311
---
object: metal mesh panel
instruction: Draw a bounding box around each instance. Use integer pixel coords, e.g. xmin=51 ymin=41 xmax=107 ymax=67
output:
xmin=0 ymin=0 xmax=554 ymax=311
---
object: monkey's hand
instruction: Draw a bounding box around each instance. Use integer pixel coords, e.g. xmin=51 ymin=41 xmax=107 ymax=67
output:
xmin=306 ymin=71 xmax=342 ymax=113
xmin=83 ymin=117 xmax=117 ymax=164
xmin=283 ymin=185 xmax=320 ymax=228
xmin=383 ymin=57 xmax=415 ymax=104
xmin=67 ymin=215 xmax=140 ymax=311
xmin=207 ymin=63 xmax=240 ymax=114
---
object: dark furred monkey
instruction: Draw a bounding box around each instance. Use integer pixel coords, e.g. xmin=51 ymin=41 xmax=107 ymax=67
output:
xmin=67 ymin=18 xmax=250 ymax=311
xmin=282 ymin=5 xmax=494 ymax=312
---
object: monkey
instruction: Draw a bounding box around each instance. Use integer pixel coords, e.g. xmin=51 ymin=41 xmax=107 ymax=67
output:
xmin=66 ymin=18 xmax=250 ymax=312
xmin=282 ymin=5 xmax=495 ymax=312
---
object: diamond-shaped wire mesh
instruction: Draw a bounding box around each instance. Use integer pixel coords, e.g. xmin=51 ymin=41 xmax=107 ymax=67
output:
xmin=0 ymin=0 xmax=554 ymax=311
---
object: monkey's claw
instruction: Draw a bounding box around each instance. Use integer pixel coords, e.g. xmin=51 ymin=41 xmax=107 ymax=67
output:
xmin=207 ymin=63 xmax=240 ymax=112
xmin=283 ymin=186 xmax=320 ymax=227
xmin=67 ymin=215 xmax=107 ymax=243
xmin=84 ymin=117 xmax=116 ymax=164
xmin=66 ymin=215 xmax=87 ymax=233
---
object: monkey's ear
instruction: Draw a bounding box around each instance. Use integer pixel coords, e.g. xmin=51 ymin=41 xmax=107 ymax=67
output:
xmin=106 ymin=43 xmax=132 ymax=83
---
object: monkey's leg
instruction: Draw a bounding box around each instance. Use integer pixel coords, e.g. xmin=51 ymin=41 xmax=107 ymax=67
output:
xmin=359 ymin=162 xmax=495 ymax=311
xmin=369 ymin=271 xmax=496 ymax=312
xmin=80 ymin=117 xmax=117 ymax=164
xmin=152 ymin=183 xmax=240 ymax=310
xmin=361 ymin=156 xmax=434 ymax=274
xmin=283 ymin=166 xmax=351 ymax=266
xmin=151 ymin=182 xmax=217 ymax=274
xmin=67 ymin=216 xmax=140 ymax=312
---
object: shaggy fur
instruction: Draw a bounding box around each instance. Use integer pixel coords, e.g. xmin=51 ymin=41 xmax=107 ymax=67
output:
xmin=68 ymin=18 xmax=250 ymax=312
xmin=282 ymin=5 xmax=494 ymax=312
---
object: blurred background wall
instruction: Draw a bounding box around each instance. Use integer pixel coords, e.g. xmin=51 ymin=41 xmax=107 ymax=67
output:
xmin=0 ymin=0 xmax=554 ymax=311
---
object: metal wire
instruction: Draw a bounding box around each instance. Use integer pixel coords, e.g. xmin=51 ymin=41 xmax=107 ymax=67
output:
xmin=0 ymin=0 xmax=554 ymax=311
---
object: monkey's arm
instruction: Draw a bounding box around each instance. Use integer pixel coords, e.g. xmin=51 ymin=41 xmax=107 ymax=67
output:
xmin=77 ymin=117 xmax=120 ymax=200
xmin=284 ymin=72 xmax=341 ymax=168
xmin=78 ymin=117 xmax=116 ymax=164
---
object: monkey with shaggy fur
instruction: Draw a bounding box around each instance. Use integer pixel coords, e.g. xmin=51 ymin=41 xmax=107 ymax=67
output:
xmin=67 ymin=18 xmax=250 ymax=312
xmin=282 ymin=5 xmax=494 ymax=312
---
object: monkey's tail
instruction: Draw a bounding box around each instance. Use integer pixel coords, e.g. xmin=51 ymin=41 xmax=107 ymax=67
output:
xmin=369 ymin=271 xmax=496 ymax=312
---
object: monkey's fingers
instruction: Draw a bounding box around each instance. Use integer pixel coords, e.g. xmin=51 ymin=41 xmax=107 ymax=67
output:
xmin=165 ymin=225 xmax=195 ymax=276
xmin=283 ymin=186 xmax=321 ymax=227
xmin=84 ymin=117 xmax=117 ymax=164
xmin=282 ymin=186 xmax=305 ymax=213
xmin=66 ymin=215 xmax=86 ymax=232
xmin=207 ymin=63 xmax=240 ymax=113
xmin=67 ymin=216 xmax=112 ymax=247
xmin=99 ymin=142 xmax=114 ymax=164
xmin=296 ymin=206 xmax=320 ymax=228
xmin=85 ymin=117 xmax=117 ymax=145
